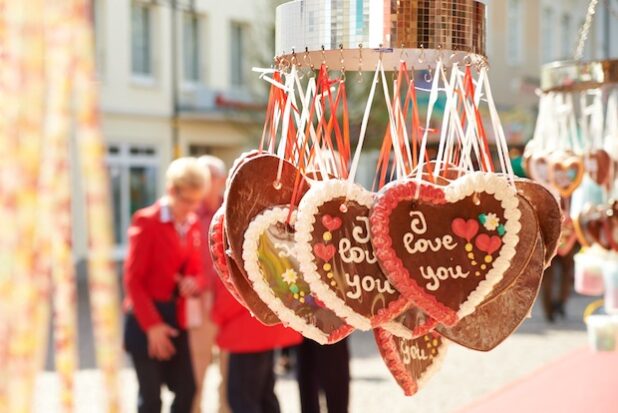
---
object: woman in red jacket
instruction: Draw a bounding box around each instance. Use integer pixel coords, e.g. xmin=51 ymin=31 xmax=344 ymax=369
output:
xmin=123 ymin=157 xmax=209 ymax=413
xmin=212 ymin=274 xmax=302 ymax=413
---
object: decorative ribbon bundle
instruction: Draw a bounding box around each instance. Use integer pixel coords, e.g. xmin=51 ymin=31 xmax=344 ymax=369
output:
xmin=210 ymin=59 xmax=560 ymax=396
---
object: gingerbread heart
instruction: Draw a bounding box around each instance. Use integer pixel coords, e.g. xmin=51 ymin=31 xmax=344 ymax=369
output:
xmin=436 ymin=234 xmax=545 ymax=351
xmin=515 ymin=179 xmax=562 ymax=266
xmin=387 ymin=307 xmax=438 ymax=340
xmin=242 ymin=206 xmax=353 ymax=344
xmin=557 ymin=216 xmax=578 ymax=257
xmin=295 ymin=180 xmax=409 ymax=331
xmin=374 ymin=328 xmax=447 ymax=396
xmin=371 ymin=172 xmax=522 ymax=326
xmin=526 ymin=154 xmax=551 ymax=185
xmin=574 ymin=204 xmax=611 ymax=249
xmin=224 ymin=233 xmax=281 ymax=326
xmin=208 ymin=206 xmax=246 ymax=307
xmin=225 ymin=154 xmax=310 ymax=284
xmin=584 ymin=149 xmax=612 ymax=186
xmin=549 ymin=155 xmax=584 ymax=197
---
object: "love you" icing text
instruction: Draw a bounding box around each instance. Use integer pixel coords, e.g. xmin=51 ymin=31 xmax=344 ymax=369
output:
xmin=403 ymin=211 xmax=470 ymax=291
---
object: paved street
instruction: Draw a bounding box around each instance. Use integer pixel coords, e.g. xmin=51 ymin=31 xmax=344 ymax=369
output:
xmin=36 ymin=275 xmax=592 ymax=413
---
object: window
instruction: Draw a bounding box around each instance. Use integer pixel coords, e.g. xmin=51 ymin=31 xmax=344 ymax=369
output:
xmin=131 ymin=1 xmax=153 ymax=77
xmin=561 ymin=14 xmax=572 ymax=59
xmin=230 ymin=22 xmax=247 ymax=87
xmin=189 ymin=144 xmax=214 ymax=157
xmin=183 ymin=12 xmax=201 ymax=83
xmin=107 ymin=144 xmax=159 ymax=248
xmin=541 ymin=7 xmax=554 ymax=63
xmin=507 ymin=0 xmax=523 ymax=65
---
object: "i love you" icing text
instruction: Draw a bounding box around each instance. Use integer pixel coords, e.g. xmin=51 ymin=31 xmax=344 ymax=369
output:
xmin=403 ymin=211 xmax=469 ymax=291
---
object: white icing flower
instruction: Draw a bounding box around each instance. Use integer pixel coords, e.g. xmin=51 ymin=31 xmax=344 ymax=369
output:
xmin=281 ymin=268 xmax=298 ymax=285
xmin=484 ymin=213 xmax=500 ymax=231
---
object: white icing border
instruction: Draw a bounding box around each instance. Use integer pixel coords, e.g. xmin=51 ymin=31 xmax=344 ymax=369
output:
xmin=295 ymin=180 xmax=378 ymax=331
xmin=383 ymin=320 xmax=414 ymax=339
xmin=242 ymin=206 xmax=332 ymax=344
xmin=443 ymin=172 xmax=521 ymax=319
xmin=416 ymin=335 xmax=449 ymax=390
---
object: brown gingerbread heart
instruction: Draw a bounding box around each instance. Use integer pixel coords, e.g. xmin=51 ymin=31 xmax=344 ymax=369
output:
xmin=436 ymin=233 xmax=545 ymax=351
xmin=584 ymin=149 xmax=612 ymax=186
xmin=241 ymin=205 xmax=354 ymax=344
xmin=295 ymin=180 xmax=409 ymax=331
xmin=557 ymin=216 xmax=578 ymax=257
xmin=225 ymin=154 xmax=310 ymax=283
xmin=549 ymin=155 xmax=584 ymax=197
xmin=515 ymin=179 xmax=562 ymax=266
xmin=574 ymin=204 xmax=612 ymax=249
xmin=374 ymin=328 xmax=447 ymax=396
xmin=208 ymin=206 xmax=246 ymax=307
xmin=224 ymin=237 xmax=281 ymax=325
xmin=371 ymin=173 xmax=523 ymax=327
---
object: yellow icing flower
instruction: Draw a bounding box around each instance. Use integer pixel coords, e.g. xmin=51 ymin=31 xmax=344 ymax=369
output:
xmin=281 ymin=268 xmax=298 ymax=285
xmin=484 ymin=213 xmax=500 ymax=231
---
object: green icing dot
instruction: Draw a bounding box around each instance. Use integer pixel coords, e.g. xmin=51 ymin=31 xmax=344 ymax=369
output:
xmin=497 ymin=225 xmax=506 ymax=236
xmin=290 ymin=284 xmax=300 ymax=294
xmin=478 ymin=214 xmax=487 ymax=224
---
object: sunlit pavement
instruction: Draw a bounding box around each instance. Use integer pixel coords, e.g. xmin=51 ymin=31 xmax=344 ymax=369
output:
xmin=36 ymin=280 xmax=591 ymax=413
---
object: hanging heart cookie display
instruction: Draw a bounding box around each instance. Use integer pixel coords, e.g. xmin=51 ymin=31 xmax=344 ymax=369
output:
xmin=374 ymin=328 xmax=448 ymax=396
xmin=436 ymin=234 xmax=545 ymax=351
xmin=584 ymin=149 xmax=612 ymax=187
xmin=549 ymin=154 xmax=585 ymax=198
xmin=515 ymin=179 xmax=562 ymax=265
xmin=388 ymin=307 xmax=438 ymax=340
xmin=295 ymin=180 xmax=409 ymax=331
xmin=371 ymin=172 xmax=522 ymax=327
xmin=242 ymin=206 xmax=354 ymax=344
xmin=208 ymin=206 xmax=246 ymax=307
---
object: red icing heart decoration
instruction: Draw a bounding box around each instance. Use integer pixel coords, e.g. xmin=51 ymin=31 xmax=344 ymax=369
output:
xmin=313 ymin=243 xmax=336 ymax=262
xmin=295 ymin=180 xmax=409 ymax=331
xmin=322 ymin=214 xmax=343 ymax=231
xmin=374 ymin=328 xmax=447 ymax=396
xmin=451 ymin=219 xmax=479 ymax=242
xmin=475 ymin=234 xmax=502 ymax=255
xmin=371 ymin=172 xmax=522 ymax=327
xmin=242 ymin=206 xmax=353 ymax=344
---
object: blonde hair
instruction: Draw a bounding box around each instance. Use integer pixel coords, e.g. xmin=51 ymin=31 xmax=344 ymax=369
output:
xmin=166 ymin=157 xmax=210 ymax=191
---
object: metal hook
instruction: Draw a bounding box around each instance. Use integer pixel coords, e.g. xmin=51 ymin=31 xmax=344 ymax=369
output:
xmin=418 ymin=44 xmax=425 ymax=65
xmin=464 ymin=54 xmax=473 ymax=67
xmin=321 ymin=45 xmax=327 ymax=69
xmin=424 ymin=65 xmax=433 ymax=83
xmin=339 ymin=43 xmax=346 ymax=76
xmin=303 ymin=47 xmax=315 ymax=77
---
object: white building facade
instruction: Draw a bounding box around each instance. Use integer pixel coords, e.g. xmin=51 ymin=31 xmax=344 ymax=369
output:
xmin=74 ymin=0 xmax=273 ymax=261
